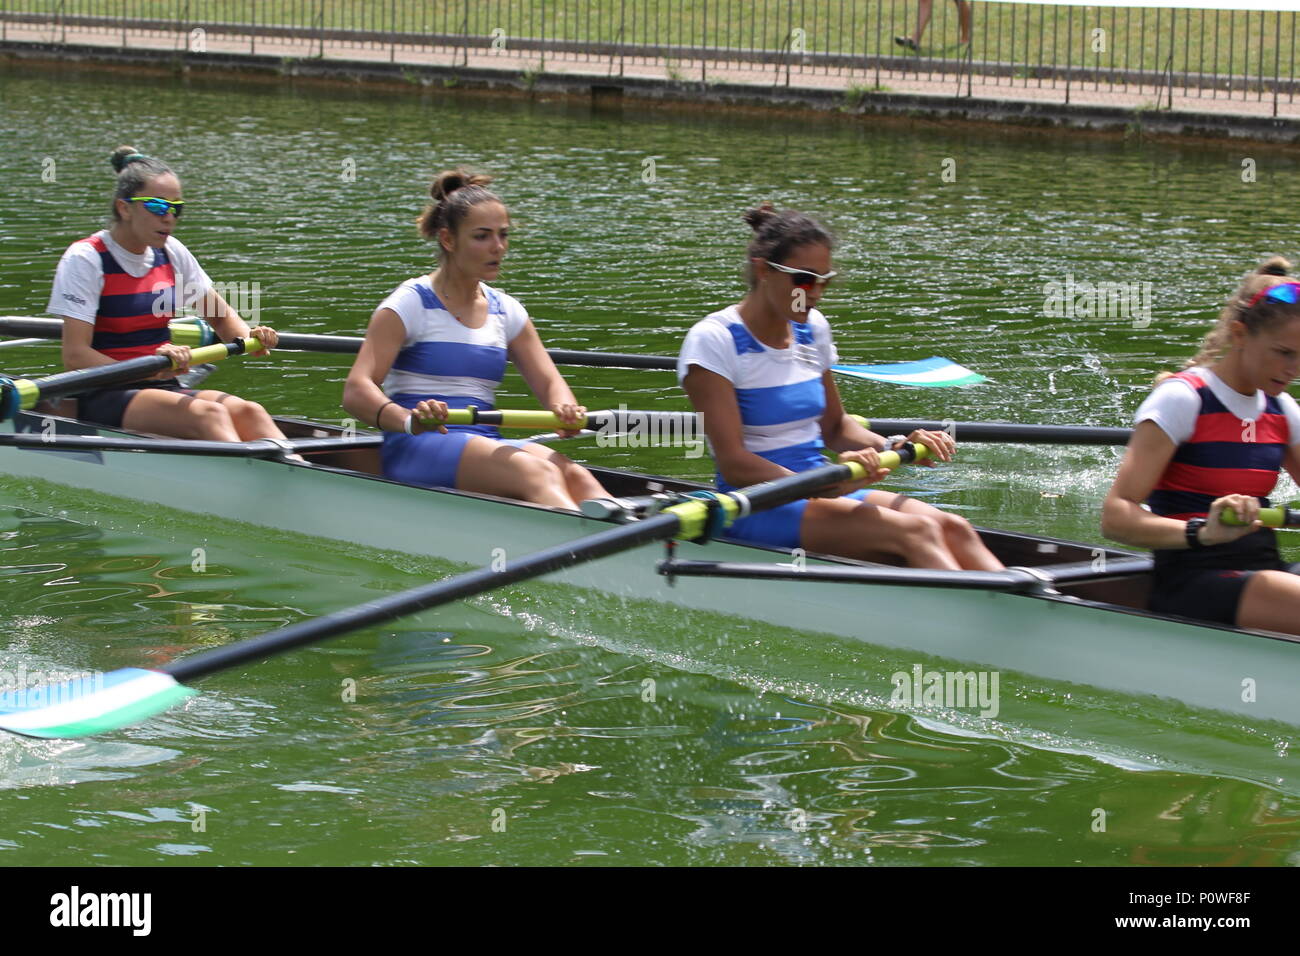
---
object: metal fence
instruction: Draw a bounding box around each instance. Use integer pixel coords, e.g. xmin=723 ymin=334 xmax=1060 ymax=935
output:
xmin=2 ymin=2 xmax=1297 ymax=113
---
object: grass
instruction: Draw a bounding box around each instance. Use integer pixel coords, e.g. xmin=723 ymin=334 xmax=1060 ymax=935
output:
xmin=20 ymin=1 xmax=1300 ymax=83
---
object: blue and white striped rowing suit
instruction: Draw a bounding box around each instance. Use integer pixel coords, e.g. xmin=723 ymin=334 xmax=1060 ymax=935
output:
xmin=678 ymin=305 xmax=864 ymax=549
xmin=378 ymin=275 xmax=529 ymax=488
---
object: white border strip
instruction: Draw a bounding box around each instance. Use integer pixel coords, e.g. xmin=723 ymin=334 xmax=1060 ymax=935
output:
xmin=981 ymin=1 xmax=1300 ymax=12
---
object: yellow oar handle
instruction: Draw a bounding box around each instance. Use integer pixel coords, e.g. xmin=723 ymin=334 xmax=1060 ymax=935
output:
xmin=432 ymin=408 xmax=576 ymax=429
xmin=1221 ymin=506 xmax=1288 ymax=528
xmin=658 ymin=445 xmax=930 ymax=540
xmin=187 ymin=337 xmax=265 ymax=364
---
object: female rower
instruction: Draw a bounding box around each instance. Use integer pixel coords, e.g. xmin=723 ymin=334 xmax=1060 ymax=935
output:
xmin=1102 ymin=258 xmax=1300 ymax=634
xmin=47 ymin=147 xmax=285 ymax=440
xmin=678 ymin=204 xmax=1003 ymax=570
xmin=342 ymin=168 xmax=609 ymax=510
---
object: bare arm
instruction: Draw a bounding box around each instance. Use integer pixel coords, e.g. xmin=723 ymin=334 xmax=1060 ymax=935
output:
xmin=198 ymin=289 xmax=279 ymax=351
xmin=682 ymin=364 xmax=797 ymax=486
xmin=508 ymin=320 xmax=585 ymax=432
xmin=1285 ymin=444 xmax=1300 ymax=488
xmin=508 ymin=321 xmax=578 ymax=409
xmin=1101 ymin=420 xmax=1261 ymax=549
xmin=342 ymin=308 xmax=445 ymax=433
xmin=818 ymin=371 xmax=955 ymax=463
xmin=818 ymin=371 xmax=887 ymax=452
xmin=60 ymin=318 xmax=117 ymax=372
xmin=62 ymin=317 xmax=194 ymax=378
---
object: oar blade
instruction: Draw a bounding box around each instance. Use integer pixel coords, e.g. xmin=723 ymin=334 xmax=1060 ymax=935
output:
xmin=0 ymin=668 xmax=196 ymax=739
xmin=833 ymin=356 xmax=987 ymax=387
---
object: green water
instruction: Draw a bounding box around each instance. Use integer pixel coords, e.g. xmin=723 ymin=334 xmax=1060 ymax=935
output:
xmin=2 ymin=62 xmax=1300 ymax=866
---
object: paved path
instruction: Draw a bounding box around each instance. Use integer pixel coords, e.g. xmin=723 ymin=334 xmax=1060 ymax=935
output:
xmin=5 ymin=19 xmax=1296 ymax=120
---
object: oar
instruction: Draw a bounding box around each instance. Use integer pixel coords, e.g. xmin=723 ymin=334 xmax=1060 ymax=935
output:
xmin=1221 ymin=506 xmax=1300 ymax=528
xmin=832 ymin=356 xmax=986 ymax=387
xmin=0 ymin=337 xmax=264 ymax=421
xmin=0 ymin=451 xmax=924 ymax=740
xmin=177 ymin=323 xmax=983 ymax=382
xmin=0 ymin=318 xmax=981 ymax=383
xmin=432 ymin=407 xmax=1134 ymax=447
xmin=434 ymin=407 xmax=700 ymax=431
xmin=857 ymin=418 xmax=1132 ymax=445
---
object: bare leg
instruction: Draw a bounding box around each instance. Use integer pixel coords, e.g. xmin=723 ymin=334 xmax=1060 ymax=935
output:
xmin=1236 ymin=570 xmax=1300 ymax=635
xmin=801 ymin=494 xmax=962 ymax=569
xmin=454 ymin=435 xmax=579 ymax=510
xmin=194 ymin=391 xmax=290 ymax=442
xmin=801 ymin=491 xmax=1003 ymax=570
xmin=516 ymin=442 xmax=611 ymax=503
xmin=913 ymin=0 xmax=935 ymax=43
xmin=122 ymin=389 xmax=241 ymax=441
xmin=886 ymin=493 xmax=1003 ymax=570
xmin=956 ymin=0 xmax=972 ymax=44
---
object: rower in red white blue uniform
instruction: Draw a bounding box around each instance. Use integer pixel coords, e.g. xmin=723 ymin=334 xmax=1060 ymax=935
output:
xmin=46 ymin=146 xmax=285 ymax=441
xmin=1103 ymin=258 xmax=1300 ymax=633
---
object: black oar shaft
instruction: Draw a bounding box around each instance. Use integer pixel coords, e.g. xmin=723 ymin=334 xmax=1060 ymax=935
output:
xmin=1 ymin=339 xmax=252 ymax=418
xmin=0 ymin=317 xmax=681 ymax=370
xmin=163 ymin=513 xmax=680 ymax=683
xmin=865 ymin=419 xmax=1132 ymax=445
xmin=161 ymin=459 xmax=861 ymax=685
xmin=544 ymin=349 xmax=675 ymax=370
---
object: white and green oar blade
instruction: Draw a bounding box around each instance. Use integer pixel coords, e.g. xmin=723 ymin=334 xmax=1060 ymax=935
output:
xmin=833 ymin=356 xmax=987 ymax=387
xmin=0 ymin=667 xmax=196 ymax=739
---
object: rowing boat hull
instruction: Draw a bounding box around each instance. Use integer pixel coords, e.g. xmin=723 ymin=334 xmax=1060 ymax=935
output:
xmin=2 ymin=413 xmax=1298 ymax=728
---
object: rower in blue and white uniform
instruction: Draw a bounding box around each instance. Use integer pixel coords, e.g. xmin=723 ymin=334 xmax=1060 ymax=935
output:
xmin=678 ymin=203 xmax=1003 ymax=570
xmin=343 ymin=168 xmax=609 ymax=510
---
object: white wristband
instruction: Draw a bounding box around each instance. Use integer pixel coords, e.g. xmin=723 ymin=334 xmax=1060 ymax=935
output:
xmin=404 ymin=414 xmax=415 ymax=435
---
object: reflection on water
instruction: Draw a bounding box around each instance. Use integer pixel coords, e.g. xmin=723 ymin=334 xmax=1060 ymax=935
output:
xmin=0 ymin=500 xmax=1298 ymax=864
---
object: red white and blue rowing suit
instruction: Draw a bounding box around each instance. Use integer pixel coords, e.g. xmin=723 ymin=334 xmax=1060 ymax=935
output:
xmin=1139 ymin=367 xmax=1300 ymax=624
xmin=378 ymin=276 xmax=529 ymax=489
xmin=678 ymin=305 xmax=864 ymax=549
xmin=46 ymin=230 xmax=210 ymax=426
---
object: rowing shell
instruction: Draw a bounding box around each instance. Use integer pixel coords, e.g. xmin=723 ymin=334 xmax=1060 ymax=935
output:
xmin=1 ymin=409 xmax=1298 ymax=728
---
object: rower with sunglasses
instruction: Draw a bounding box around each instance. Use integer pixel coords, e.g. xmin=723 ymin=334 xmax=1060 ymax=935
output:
xmin=46 ymin=146 xmax=287 ymax=441
xmin=678 ymin=204 xmax=1004 ymax=571
xmin=1103 ymin=258 xmax=1300 ymax=633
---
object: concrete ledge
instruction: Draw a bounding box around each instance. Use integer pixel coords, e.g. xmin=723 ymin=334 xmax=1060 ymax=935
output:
xmin=4 ymin=39 xmax=1299 ymax=145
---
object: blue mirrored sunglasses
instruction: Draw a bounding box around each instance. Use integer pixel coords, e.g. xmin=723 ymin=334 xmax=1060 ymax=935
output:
xmin=1247 ymin=281 xmax=1300 ymax=308
xmin=125 ymin=196 xmax=185 ymax=218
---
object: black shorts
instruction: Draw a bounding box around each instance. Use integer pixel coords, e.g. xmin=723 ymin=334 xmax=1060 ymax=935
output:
xmin=75 ymin=378 xmax=197 ymax=429
xmin=1149 ymin=529 xmax=1297 ymax=626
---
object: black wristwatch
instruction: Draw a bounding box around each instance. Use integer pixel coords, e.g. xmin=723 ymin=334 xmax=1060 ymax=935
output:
xmin=1185 ymin=517 xmax=1207 ymax=549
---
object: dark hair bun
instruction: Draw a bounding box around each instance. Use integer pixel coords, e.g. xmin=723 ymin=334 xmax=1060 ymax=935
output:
xmin=1257 ymin=256 xmax=1292 ymax=277
xmin=430 ymin=168 xmax=493 ymax=203
xmin=742 ymin=202 xmax=777 ymax=233
xmin=109 ymin=145 xmax=146 ymax=174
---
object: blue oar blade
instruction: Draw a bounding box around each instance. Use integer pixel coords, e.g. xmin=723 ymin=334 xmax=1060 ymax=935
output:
xmin=0 ymin=667 xmax=196 ymax=739
xmin=833 ymin=356 xmax=987 ymax=387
